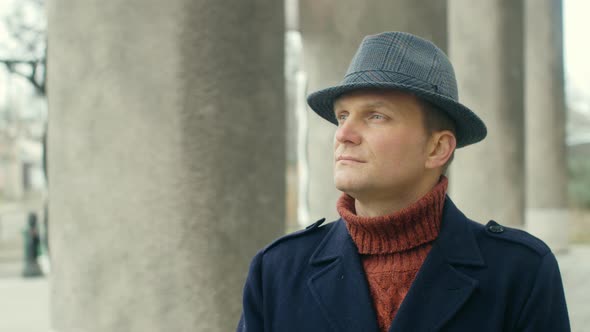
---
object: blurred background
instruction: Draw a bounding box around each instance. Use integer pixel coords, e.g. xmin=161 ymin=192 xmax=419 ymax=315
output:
xmin=0 ymin=0 xmax=588 ymax=331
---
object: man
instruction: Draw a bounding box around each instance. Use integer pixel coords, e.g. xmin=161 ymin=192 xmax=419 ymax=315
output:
xmin=237 ymin=32 xmax=570 ymax=331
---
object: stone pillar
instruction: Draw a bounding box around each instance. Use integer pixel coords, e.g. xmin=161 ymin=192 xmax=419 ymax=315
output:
xmin=300 ymin=0 xmax=448 ymax=222
xmin=47 ymin=1 xmax=284 ymax=331
xmin=448 ymin=0 xmax=525 ymax=226
xmin=524 ymin=0 xmax=568 ymax=252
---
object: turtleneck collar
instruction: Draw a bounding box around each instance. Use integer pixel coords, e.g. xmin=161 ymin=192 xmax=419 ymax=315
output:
xmin=337 ymin=176 xmax=448 ymax=255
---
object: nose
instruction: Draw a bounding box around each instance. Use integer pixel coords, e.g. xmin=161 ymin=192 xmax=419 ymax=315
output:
xmin=334 ymin=117 xmax=361 ymax=145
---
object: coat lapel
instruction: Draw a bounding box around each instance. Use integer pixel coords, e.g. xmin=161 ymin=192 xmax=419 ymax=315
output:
xmin=390 ymin=197 xmax=486 ymax=331
xmin=307 ymin=220 xmax=379 ymax=332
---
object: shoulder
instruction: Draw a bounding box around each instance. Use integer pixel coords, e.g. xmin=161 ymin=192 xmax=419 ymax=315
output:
xmin=248 ymin=218 xmax=337 ymax=272
xmin=262 ymin=218 xmax=333 ymax=254
xmin=246 ymin=219 xmax=335 ymax=268
xmin=472 ymin=219 xmax=551 ymax=257
xmin=246 ymin=219 xmax=333 ymax=271
xmin=443 ymin=197 xmax=551 ymax=258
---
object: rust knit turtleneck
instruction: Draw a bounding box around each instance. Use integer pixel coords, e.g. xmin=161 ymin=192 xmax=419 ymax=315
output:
xmin=336 ymin=177 xmax=448 ymax=332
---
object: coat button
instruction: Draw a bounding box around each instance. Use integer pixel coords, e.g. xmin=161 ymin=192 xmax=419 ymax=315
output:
xmin=488 ymin=224 xmax=505 ymax=233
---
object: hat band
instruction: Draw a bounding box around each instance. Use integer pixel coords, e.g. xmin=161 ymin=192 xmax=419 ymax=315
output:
xmin=342 ymin=70 xmax=447 ymax=98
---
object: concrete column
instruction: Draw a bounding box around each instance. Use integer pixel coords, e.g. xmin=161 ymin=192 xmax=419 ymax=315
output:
xmin=448 ymin=0 xmax=525 ymax=226
xmin=48 ymin=1 xmax=284 ymax=331
xmin=300 ymin=0 xmax=448 ymax=222
xmin=524 ymin=0 xmax=568 ymax=252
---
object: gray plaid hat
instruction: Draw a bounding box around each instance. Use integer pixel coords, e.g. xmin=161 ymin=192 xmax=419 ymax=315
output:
xmin=307 ymin=31 xmax=487 ymax=148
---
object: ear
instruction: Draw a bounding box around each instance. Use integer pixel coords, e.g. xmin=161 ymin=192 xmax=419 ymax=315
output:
xmin=425 ymin=131 xmax=456 ymax=170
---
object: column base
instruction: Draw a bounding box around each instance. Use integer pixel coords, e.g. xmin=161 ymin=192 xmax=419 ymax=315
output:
xmin=525 ymin=208 xmax=569 ymax=253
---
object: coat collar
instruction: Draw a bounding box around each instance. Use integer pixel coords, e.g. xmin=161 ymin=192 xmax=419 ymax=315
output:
xmin=308 ymin=196 xmax=485 ymax=332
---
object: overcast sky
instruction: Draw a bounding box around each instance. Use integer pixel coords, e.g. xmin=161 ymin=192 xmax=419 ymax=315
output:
xmin=564 ymin=0 xmax=590 ymax=110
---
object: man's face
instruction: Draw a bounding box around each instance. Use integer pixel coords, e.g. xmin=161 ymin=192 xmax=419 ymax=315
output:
xmin=333 ymin=89 xmax=431 ymax=199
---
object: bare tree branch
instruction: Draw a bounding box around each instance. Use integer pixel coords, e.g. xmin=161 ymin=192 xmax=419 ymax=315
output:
xmin=0 ymin=58 xmax=46 ymax=95
xmin=0 ymin=0 xmax=47 ymax=96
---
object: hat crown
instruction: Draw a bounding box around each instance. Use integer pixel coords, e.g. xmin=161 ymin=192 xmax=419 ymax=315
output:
xmin=344 ymin=32 xmax=458 ymax=100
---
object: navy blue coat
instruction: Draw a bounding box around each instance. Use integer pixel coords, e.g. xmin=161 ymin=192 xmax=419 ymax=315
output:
xmin=237 ymin=197 xmax=570 ymax=331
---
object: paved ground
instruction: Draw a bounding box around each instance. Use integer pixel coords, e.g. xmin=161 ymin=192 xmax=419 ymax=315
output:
xmin=0 ymin=247 xmax=588 ymax=331
xmin=0 ymin=277 xmax=50 ymax=332
xmin=557 ymin=245 xmax=590 ymax=331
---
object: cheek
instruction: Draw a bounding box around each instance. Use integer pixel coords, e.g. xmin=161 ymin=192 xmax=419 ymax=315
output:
xmin=372 ymin=135 xmax=426 ymax=169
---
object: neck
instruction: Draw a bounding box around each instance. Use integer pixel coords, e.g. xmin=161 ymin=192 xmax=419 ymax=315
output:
xmin=337 ymin=175 xmax=448 ymax=254
xmin=354 ymin=174 xmax=442 ymax=217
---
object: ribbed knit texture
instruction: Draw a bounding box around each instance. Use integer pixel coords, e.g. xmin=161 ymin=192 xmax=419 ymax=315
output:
xmin=337 ymin=177 xmax=448 ymax=332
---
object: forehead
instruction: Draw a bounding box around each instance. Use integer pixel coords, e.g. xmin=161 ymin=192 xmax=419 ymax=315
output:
xmin=333 ymin=89 xmax=420 ymax=110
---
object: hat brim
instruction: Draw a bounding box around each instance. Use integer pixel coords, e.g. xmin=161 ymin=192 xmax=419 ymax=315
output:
xmin=307 ymin=82 xmax=487 ymax=148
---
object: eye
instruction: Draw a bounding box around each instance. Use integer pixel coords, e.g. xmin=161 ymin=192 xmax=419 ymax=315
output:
xmin=336 ymin=112 xmax=348 ymax=122
xmin=369 ymin=113 xmax=386 ymax=120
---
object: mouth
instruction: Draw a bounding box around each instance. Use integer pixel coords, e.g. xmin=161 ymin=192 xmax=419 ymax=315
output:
xmin=336 ymin=156 xmax=365 ymax=163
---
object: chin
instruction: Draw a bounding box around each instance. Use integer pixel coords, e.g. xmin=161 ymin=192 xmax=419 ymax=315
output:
xmin=334 ymin=178 xmax=361 ymax=195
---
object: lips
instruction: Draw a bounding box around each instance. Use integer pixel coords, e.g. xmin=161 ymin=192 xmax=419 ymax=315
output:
xmin=336 ymin=156 xmax=365 ymax=163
